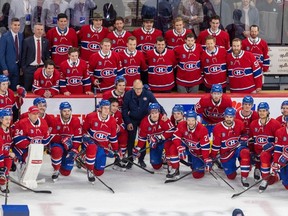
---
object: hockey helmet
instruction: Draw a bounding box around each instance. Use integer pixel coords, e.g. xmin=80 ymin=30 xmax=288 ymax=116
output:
xmin=0 ymin=108 xmax=12 ymax=118
xmin=148 ymin=103 xmax=160 ymax=113
xmin=114 ymin=75 xmax=126 ymax=85
xmin=172 ymin=105 xmax=184 ymax=114
xmin=257 ymin=102 xmax=269 ymax=111
xmin=59 ymin=102 xmax=72 ymax=110
xmin=242 ymin=95 xmax=254 ymax=105
xmin=0 ymin=75 xmax=9 ymax=83
xmin=210 ymin=84 xmax=223 ymax=93
xmin=224 ymin=107 xmax=236 ymax=117
xmin=281 ymin=100 xmax=288 ymax=108
xmin=33 ymin=97 xmax=47 ymax=106
xmin=99 ymin=100 xmax=111 ymax=108
xmin=185 ymin=110 xmax=197 ymax=119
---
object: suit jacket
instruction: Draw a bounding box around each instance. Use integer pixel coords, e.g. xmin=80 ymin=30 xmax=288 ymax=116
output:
xmin=0 ymin=30 xmax=23 ymax=71
xmin=21 ymin=36 xmax=50 ymax=71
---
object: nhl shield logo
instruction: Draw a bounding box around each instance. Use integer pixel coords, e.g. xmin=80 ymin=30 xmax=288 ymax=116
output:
xmin=246 ymin=47 xmax=250 ymax=51
xmin=57 ymin=126 xmax=61 ymax=130
xmin=124 ymin=59 xmax=127 ymax=64
xmin=54 ymin=37 xmax=57 ymax=42
xmin=94 ymin=122 xmax=98 ymax=127
xmin=40 ymin=80 xmax=44 ymax=84
xmin=222 ymin=132 xmax=226 ymax=137
xmin=185 ymin=131 xmax=188 ymax=136
xmin=140 ymin=36 xmax=144 ymax=40
xmin=98 ymin=62 xmax=102 ymax=66
xmin=172 ymin=38 xmax=175 ymax=42
xmin=206 ymin=59 xmax=209 ymax=63
xmin=148 ymin=127 xmax=151 ymax=131
xmin=284 ymin=137 xmax=287 ymax=142
xmin=67 ymin=69 xmax=70 ymax=74
xmin=87 ymin=33 xmax=91 ymax=38
xmin=255 ymin=128 xmax=258 ymax=132
xmin=153 ymin=58 xmax=156 ymax=63
xmin=182 ymin=54 xmax=186 ymax=58
xmin=31 ymin=129 xmax=34 ymax=134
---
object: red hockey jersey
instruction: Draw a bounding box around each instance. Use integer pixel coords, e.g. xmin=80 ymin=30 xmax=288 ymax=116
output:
xmin=146 ymin=48 xmax=177 ymax=91
xmin=0 ymin=89 xmax=21 ymax=110
xmin=59 ymin=59 xmax=91 ymax=94
xmin=196 ymin=29 xmax=230 ymax=51
xmin=235 ymin=110 xmax=259 ymax=135
xmin=276 ymin=115 xmax=286 ymax=127
xmin=107 ymin=30 xmax=133 ymax=52
xmin=102 ymin=89 xmax=125 ymax=110
xmin=165 ymin=28 xmax=192 ymax=49
xmin=32 ymin=67 xmax=60 ymax=97
xmin=0 ymin=127 xmax=11 ymax=167
xmin=274 ymin=127 xmax=288 ymax=163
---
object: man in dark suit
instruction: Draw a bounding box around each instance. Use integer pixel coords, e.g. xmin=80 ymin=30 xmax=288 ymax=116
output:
xmin=0 ymin=17 xmax=23 ymax=91
xmin=21 ymin=22 xmax=50 ymax=91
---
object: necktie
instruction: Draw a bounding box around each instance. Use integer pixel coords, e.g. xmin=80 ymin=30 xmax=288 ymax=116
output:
xmin=36 ymin=39 xmax=41 ymax=65
xmin=15 ymin=34 xmax=19 ymax=62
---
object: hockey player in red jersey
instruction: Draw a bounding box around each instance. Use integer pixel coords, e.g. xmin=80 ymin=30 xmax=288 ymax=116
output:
xmin=235 ymin=96 xmax=259 ymax=136
xmin=146 ymin=37 xmax=177 ymax=92
xmin=227 ymin=38 xmax=263 ymax=93
xmin=174 ymin=33 xmax=203 ymax=93
xmin=200 ymin=35 xmax=227 ymax=92
xmin=249 ymin=102 xmax=282 ymax=192
xmin=165 ymin=17 xmax=192 ymax=49
xmin=12 ymin=106 xmax=51 ymax=163
xmin=0 ymin=75 xmax=26 ymax=122
xmin=271 ymin=116 xmax=288 ymax=190
xmin=59 ymin=47 xmax=93 ymax=95
xmin=32 ymin=59 xmax=60 ymax=98
xmin=20 ymin=97 xmax=55 ymax=132
xmin=196 ymin=15 xmax=230 ymax=51
xmin=108 ymin=97 xmax=128 ymax=171
xmin=78 ymin=13 xmax=109 ymax=62
xmin=50 ymin=102 xmax=82 ymax=181
xmin=46 ymin=13 xmax=78 ymax=67
xmin=88 ymin=38 xmax=122 ymax=92
xmin=133 ymin=103 xmax=175 ymax=169
xmin=211 ymin=107 xmax=251 ymax=188
xmin=195 ymin=84 xmax=232 ymax=127
xmin=118 ymin=36 xmax=148 ymax=88
xmin=170 ymin=105 xmax=185 ymax=127
xmin=167 ymin=111 xmax=210 ymax=180
xmin=0 ymin=109 xmax=14 ymax=193
xmin=242 ymin=25 xmax=270 ymax=72
xmin=276 ymin=101 xmax=288 ymax=127
xmin=107 ymin=17 xmax=132 ymax=53
xmin=83 ymin=100 xmax=119 ymax=183
xmin=102 ymin=76 xmax=126 ymax=110
xmin=132 ymin=17 xmax=162 ymax=53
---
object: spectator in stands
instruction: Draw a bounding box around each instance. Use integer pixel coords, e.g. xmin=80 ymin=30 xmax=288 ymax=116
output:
xmin=0 ymin=18 xmax=23 ymax=91
xmin=201 ymin=0 xmax=216 ymax=31
xmin=78 ymin=13 xmax=109 ymax=62
xmin=157 ymin=0 xmax=173 ymax=34
xmin=41 ymin=0 xmax=70 ymax=31
xmin=107 ymin=16 xmax=132 ymax=53
xmin=225 ymin=9 xmax=246 ymax=44
xmin=103 ymin=2 xmax=117 ymax=31
xmin=69 ymin=0 xmax=96 ymax=31
xmin=32 ymin=59 xmax=60 ymax=97
xmin=165 ymin=16 xmax=192 ymax=49
xmin=284 ymin=5 xmax=288 ymax=44
xmin=211 ymin=0 xmax=232 ymax=28
xmin=59 ymin=47 xmax=93 ymax=95
xmin=232 ymin=208 xmax=245 ymax=216
xmin=21 ymin=23 xmax=50 ymax=91
xmin=32 ymin=0 xmax=44 ymax=24
xmin=177 ymin=0 xmax=203 ymax=36
xmin=46 ymin=13 xmax=78 ymax=68
xmin=0 ymin=2 xmax=10 ymax=30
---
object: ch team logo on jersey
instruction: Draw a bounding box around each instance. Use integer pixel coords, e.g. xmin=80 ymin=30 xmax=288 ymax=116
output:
xmin=255 ymin=135 xmax=268 ymax=145
xmin=153 ymin=65 xmax=168 ymax=74
xmin=93 ymin=132 xmax=109 ymax=141
xmin=142 ymin=44 xmax=154 ymax=51
xmin=125 ymin=66 xmax=138 ymax=75
xmin=185 ymin=139 xmax=198 ymax=150
xmin=208 ymin=64 xmax=222 ymax=74
xmin=232 ymin=68 xmax=245 ymax=77
xmin=56 ymin=45 xmax=69 ymax=55
xmin=225 ymin=137 xmax=239 ymax=148
xmin=184 ymin=61 xmax=198 ymax=71
xmin=67 ymin=76 xmax=82 ymax=86
xmin=88 ymin=42 xmax=100 ymax=51
xmin=100 ymin=68 xmax=115 ymax=78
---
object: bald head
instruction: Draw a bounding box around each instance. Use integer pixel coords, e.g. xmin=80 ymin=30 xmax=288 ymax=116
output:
xmin=133 ymin=79 xmax=143 ymax=96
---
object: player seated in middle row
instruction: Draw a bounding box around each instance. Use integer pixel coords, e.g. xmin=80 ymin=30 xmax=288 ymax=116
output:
xmin=133 ymin=103 xmax=175 ymax=170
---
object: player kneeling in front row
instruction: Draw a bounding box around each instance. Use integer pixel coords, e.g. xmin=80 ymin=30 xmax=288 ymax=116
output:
xmin=133 ymin=103 xmax=175 ymax=170
xmin=83 ymin=100 xmax=121 ymax=183
xmin=13 ymin=106 xmax=51 ymax=188
xmin=211 ymin=107 xmax=251 ymax=189
xmin=167 ymin=110 xmax=210 ymax=180
xmin=271 ymin=115 xmax=288 ymax=190
xmin=0 ymin=109 xmax=14 ymax=193
xmin=50 ymin=102 xmax=82 ymax=182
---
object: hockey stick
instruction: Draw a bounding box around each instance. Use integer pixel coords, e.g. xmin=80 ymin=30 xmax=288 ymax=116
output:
xmin=4 ymin=176 xmax=9 ymax=205
xmin=9 ymin=177 xmax=52 ymax=194
xmin=211 ymin=168 xmax=235 ymax=191
xmin=122 ymin=158 xmax=154 ymax=174
xmin=75 ymin=157 xmax=115 ymax=194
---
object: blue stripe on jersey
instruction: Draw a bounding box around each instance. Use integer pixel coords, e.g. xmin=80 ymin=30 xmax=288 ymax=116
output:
xmin=13 ymin=135 xmax=29 ymax=146
xmin=93 ymin=69 xmax=117 ymax=77
xmin=59 ymin=79 xmax=66 ymax=87
xmin=228 ymin=68 xmax=252 ymax=76
xmin=51 ymin=158 xmax=62 ymax=166
xmin=138 ymin=136 xmax=147 ymax=142
xmin=72 ymin=136 xmax=82 ymax=143
xmin=253 ymin=67 xmax=262 ymax=78
xmin=274 ymin=145 xmax=283 ymax=154
xmin=81 ymin=41 xmax=100 ymax=50
xmin=42 ymin=136 xmax=52 ymax=145
xmin=204 ymin=64 xmax=226 ymax=74
xmin=82 ymin=77 xmax=91 ymax=86
xmin=109 ymin=136 xmax=117 ymax=143
xmin=178 ymin=61 xmax=201 ymax=71
xmin=148 ymin=66 xmax=173 ymax=73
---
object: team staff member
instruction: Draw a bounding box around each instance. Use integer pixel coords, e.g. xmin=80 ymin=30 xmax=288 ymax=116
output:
xmin=122 ymin=79 xmax=167 ymax=168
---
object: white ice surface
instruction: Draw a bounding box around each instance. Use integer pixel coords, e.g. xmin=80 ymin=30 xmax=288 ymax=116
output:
xmin=3 ymin=155 xmax=288 ymax=216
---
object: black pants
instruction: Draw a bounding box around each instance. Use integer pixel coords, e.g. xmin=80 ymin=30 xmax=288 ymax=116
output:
xmin=127 ymin=119 xmax=146 ymax=162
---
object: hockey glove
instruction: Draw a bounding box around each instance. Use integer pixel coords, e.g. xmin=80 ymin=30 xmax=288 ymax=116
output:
xmin=66 ymin=149 xmax=79 ymax=161
xmin=62 ymin=136 xmax=73 ymax=151
xmin=149 ymin=134 xmax=163 ymax=149
xmin=133 ymin=146 xmax=141 ymax=159
xmin=0 ymin=167 xmax=7 ymax=186
xmin=262 ymin=142 xmax=274 ymax=152
xmin=16 ymin=85 xmax=27 ymax=98
xmin=177 ymin=146 xmax=186 ymax=160
xmin=278 ymin=154 xmax=288 ymax=166
xmin=271 ymin=162 xmax=280 ymax=176
xmin=204 ymin=158 xmax=213 ymax=172
xmin=82 ymin=135 xmax=95 ymax=147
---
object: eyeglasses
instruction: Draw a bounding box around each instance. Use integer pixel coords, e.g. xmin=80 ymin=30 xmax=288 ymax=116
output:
xmin=133 ymin=87 xmax=143 ymax=91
